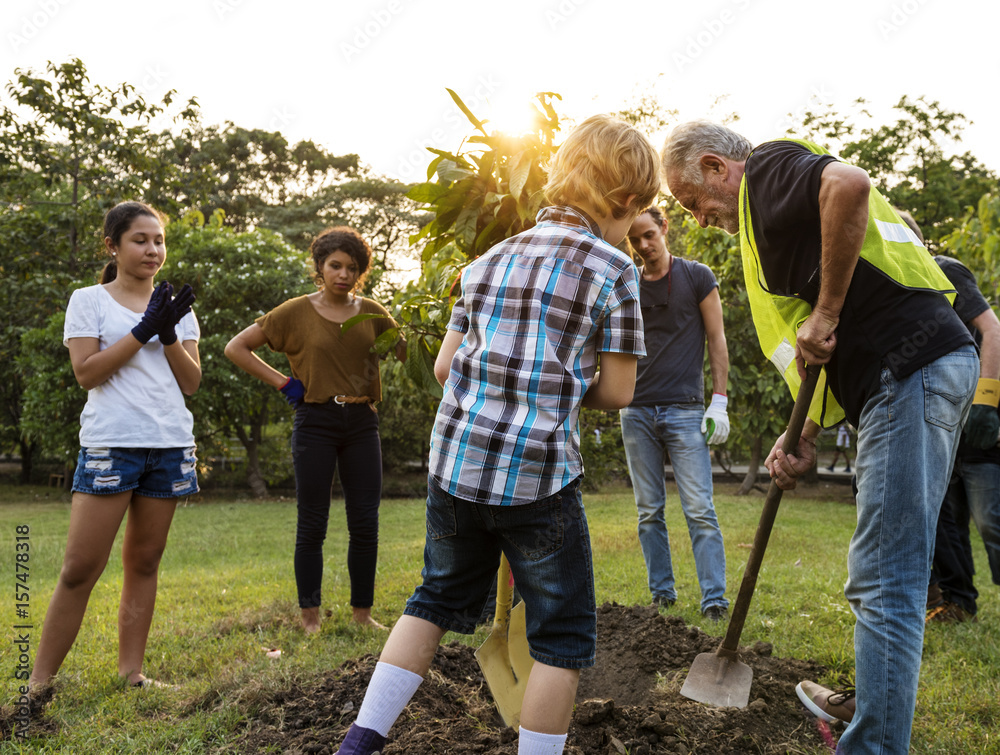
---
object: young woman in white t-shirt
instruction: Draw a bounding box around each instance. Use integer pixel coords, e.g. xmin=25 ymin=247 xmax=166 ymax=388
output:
xmin=29 ymin=202 xmax=201 ymax=694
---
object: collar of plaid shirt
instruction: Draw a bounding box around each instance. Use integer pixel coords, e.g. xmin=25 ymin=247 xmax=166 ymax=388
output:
xmin=536 ymin=205 xmax=604 ymax=240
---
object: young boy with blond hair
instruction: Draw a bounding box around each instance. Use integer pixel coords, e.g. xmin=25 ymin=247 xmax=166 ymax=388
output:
xmin=336 ymin=114 xmax=661 ymax=755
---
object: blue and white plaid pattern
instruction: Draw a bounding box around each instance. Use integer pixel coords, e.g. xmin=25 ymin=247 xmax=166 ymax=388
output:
xmin=429 ymin=206 xmax=645 ymax=505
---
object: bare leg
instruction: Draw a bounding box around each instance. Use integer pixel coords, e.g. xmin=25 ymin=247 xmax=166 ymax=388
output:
xmin=117 ymin=495 xmax=177 ymax=684
xmin=378 ymin=615 xmax=447 ymax=675
xmin=519 ymin=662 xmax=581 ymax=735
xmin=29 ymin=492 xmax=132 ymax=688
xmin=301 ymin=606 xmax=321 ymax=634
xmin=352 ymin=606 xmax=387 ymax=630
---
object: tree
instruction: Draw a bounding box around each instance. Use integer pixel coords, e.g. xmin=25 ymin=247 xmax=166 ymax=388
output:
xmin=18 ymin=311 xmax=82 ymax=487
xmin=792 ymin=96 xmax=996 ymax=248
xmin=394 ymin=90 xmax=565 ymax=392
xmin=160 ymin=211 xmax=312 ymax=497
xmin=942 ymin=192 xmax=1000 ymax=307
xmin=0 ymin=58 xmax=199 ymax=480
xmin=155 ymin=122 xmax=358 ymax=234
xmin=408 ymin=90 xmax=562 ymax=263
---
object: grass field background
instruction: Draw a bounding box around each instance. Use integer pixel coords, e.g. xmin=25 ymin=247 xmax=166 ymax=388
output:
xmin=1 ymin=481 xmax=997 ymax=753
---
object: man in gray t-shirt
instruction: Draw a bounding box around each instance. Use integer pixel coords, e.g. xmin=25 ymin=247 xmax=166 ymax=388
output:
xmin=621 ymin=206 xmax=731 ymax=621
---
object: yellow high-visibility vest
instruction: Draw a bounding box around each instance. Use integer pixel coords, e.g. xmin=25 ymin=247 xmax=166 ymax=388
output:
xmin=738 ymin=138 xmax=957 ymax=427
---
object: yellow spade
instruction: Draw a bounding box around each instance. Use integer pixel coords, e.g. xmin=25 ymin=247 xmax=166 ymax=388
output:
xmin=475 ymin=552 xmax=535 ymax=728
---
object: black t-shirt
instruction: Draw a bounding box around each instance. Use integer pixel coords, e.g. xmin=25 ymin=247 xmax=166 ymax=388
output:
xmin=631 ymin=257 xmax=718 ymax=406
xmin=744 ymin=141 xmax=973 ymax=425
xmin=935 ymin=255 xmax=999 ymax=465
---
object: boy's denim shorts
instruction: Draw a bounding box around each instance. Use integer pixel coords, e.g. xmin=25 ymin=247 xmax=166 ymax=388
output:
xmin=404 ymin=476 xmax=597 ymax=670
xmin=72 ymin=446 xmax=199 ymax=499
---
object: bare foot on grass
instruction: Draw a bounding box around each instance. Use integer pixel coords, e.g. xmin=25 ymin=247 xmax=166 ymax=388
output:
xmin=352 ymin=606 xmax=387 ymax=630
xmin=301 ymin=606 xmax=321 ymax=634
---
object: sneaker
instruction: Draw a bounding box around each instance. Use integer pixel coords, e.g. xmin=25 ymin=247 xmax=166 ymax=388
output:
xmin=652 ymin=595 xmax=676 ymax=609
xmin=843 ymin=467 xmax=851 ymax=473
xmin=337 ymin=724 xmax=386 ymax=755
xmin=926 ymin=601 xmax=977 ymax=624
xmin=796 ymin=681 xmax=856 ymax=723
xmin=702 ymin=605 xmax=728 ymax=623
xmin=826 ymin=465 xmax=835 ymax=472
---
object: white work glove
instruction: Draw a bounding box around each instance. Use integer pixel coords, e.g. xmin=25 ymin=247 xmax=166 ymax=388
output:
xmin=702 ymin=393 xmax=730 ymax=445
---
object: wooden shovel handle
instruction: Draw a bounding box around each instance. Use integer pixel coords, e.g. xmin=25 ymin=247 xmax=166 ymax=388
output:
xmin=493 ymin=552 xmax=514 ymax=632
xmin=720 ymin=364 xmax=821 ymax=655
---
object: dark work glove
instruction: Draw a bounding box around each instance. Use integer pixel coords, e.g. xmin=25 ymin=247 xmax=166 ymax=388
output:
xmin=965 ymin=403 xmax=1000 ymax=450
xmin=280 ymin=377 xmax=305 ymax=408
xmin=131 ymin=281 xmax=172 ymax=344
xmin=158 ymin=283 xmax=196 ymax=346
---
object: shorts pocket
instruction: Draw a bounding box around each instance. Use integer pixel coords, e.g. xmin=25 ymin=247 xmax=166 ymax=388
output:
xmin=426 ymin=481 xmax=458 ymax=540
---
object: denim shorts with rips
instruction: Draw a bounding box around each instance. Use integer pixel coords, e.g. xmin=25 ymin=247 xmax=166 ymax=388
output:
xmin=72 ymin=446 xmax=199 ymax=499
xmin=404 ymin=476 xmax=597 ymax=669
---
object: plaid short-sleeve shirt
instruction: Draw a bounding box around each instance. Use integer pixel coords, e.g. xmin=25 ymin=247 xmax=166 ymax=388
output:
xmin=429 ymin=206 xmax=645 ymax=505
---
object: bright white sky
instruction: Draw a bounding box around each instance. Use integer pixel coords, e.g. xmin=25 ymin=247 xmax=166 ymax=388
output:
xmin=4 ymin=0 xmax=1000 ymax=182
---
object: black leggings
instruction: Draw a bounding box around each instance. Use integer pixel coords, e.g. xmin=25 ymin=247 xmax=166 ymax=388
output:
xmin=292 ymin=402 xmax=382 ymax=608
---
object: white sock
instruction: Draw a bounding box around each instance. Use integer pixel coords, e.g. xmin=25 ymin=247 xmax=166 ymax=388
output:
xmin=518 ymin=727 xmax=567 ymax=755
xmin=354 ymin=662 xmax=424 ymax=736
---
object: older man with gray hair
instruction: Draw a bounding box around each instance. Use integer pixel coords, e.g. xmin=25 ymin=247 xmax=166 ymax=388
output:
xmin=662 ymin=121 xmax=979 ymax=755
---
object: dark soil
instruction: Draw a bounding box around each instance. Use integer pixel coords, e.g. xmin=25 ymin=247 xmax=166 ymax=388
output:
xmin=226 ymin=603 xmax=835 ymax=754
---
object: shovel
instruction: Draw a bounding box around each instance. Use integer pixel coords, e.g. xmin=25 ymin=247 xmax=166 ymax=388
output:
xmin=475 ymin=552 xmax=535 ymax=728
xmin=681 ymin=363 xmax=821 ymax=708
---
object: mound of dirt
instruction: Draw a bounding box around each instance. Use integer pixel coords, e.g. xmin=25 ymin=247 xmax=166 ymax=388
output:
xmin=230 ymin=603 xmax=834 ymax=754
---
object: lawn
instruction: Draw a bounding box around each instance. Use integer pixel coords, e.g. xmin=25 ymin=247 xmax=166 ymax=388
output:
xmin=0 ymin=481 xmax=997 ymax=754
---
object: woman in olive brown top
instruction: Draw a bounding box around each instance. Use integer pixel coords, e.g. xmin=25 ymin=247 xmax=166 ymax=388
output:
xmin=225 ymin=227 xmax=404 ymax=633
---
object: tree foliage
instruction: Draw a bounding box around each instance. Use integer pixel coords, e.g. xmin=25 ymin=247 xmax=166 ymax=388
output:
xmin=0 ymin=58 xmax=199 ymax=480
xmin=161 ymin=211 xmax=312 ymax=497
xmin=407 ymin=90 xmax=562 ymax=263
xmin=942 ymin=193 xmax=1000 ymax=309
xmin=791 ymin=96 xmax=996 ymax=248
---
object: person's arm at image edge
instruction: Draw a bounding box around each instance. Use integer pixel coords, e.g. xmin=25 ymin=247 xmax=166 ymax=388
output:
xmin=224 ymin=323 xmax=289 ymax=389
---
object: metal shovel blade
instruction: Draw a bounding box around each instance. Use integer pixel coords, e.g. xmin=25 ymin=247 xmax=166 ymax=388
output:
xmin=475 ymin=554 xmax=534 ymax=728
xmin=680 ymin=651 xmax=753 ymax=708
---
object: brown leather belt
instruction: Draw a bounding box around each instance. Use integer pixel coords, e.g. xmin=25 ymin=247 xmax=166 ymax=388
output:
xmin=333 ymin=395 xmax=372 ymax=405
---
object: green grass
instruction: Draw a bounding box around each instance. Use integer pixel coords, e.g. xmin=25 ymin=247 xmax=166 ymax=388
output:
xmin=1 ymin=482 xmax=998 ymax=753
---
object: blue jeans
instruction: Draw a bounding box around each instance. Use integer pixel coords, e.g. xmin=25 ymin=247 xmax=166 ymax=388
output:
xmin=405 ymin=476 xmax=597 ymax=669
xmin=950 ymin=459 xmax=1000 ymax=586
xmin=839 ymin=346 xmax=977 ymax=755
xmin=619 ymin=404 xmax=728 ymax=612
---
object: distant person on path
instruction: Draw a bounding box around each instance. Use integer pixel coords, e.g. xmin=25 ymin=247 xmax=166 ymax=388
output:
xmin=621 ymin=205 xmax=730 ymax=622
xmin=225 ymin=227 xmax=404 ymax=634
xmin=662 ymin=121 xmax=977 ymax=754
xmin=30 ymin=201 xmax=201 ymax=693
xmin=827 ymin=423 xmax=852 ymax=473
xmin=335 ymin=115 xmax=660 ymax=755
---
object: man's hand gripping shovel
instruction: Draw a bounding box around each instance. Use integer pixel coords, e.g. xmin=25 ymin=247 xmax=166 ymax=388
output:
xmin=680 ymin=364 xmax=821 ymax=708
